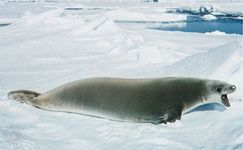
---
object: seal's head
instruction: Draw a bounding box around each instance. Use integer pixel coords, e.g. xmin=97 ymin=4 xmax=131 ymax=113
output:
xmin=206 ymin=80 xmax=236 ymax=107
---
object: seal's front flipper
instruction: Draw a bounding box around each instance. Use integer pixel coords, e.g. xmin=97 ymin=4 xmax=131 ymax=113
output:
xmin=151 ymin=106 xmax=182 ymax=125
xmin=8 ymin=90 xmax=41 ymax=104
xmin=150 ymin=115 xmax=169 ymax=124
xmin=165 ymin=106 xmax=182 ymax=123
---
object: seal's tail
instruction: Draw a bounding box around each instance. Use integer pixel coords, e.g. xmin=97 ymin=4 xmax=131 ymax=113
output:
xmin=7 ymin=90 xmax=41 ymax=103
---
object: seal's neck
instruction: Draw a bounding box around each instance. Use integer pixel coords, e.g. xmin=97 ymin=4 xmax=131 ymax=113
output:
xmin=182 ymin=96 xmax=211 ymax=114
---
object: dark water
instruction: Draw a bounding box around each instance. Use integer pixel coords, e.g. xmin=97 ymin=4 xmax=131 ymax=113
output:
xmin=153 ymin=16 xmax=243 ymax=35
xmin=0 ymin=23 xmax=11 ymax=27
xmin=116 ymin=16 xmax=243 ymax=35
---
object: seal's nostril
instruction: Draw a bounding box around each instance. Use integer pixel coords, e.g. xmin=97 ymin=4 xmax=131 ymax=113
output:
xmin=231 ymin=85 xmax=236 ymax=90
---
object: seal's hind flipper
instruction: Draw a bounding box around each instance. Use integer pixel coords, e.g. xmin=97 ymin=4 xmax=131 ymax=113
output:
xmin=8 ymin=90 xmax=41 ymax=103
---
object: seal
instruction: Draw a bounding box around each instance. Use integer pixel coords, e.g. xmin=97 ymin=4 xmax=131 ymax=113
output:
xmin=7 ymin=77 xmax=236 ymax=124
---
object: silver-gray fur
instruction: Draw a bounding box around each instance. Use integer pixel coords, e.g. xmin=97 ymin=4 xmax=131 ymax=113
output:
xmin=8 ymin=77 xmax=236 ymax=124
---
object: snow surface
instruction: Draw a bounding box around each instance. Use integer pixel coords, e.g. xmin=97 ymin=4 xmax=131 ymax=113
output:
xmin=203 ymin=14 xmax=217 ymax=20
xmin=0 ymin=1 xmax=243 ymax=150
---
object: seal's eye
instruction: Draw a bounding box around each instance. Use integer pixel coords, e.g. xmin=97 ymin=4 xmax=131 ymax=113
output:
xmin=216 ymin=87 xmax=222 ymax=93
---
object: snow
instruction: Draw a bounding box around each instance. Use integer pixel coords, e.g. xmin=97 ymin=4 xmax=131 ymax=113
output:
xmin=0 ymin=1 xmax=5 ymax=7
xmin=105 ymin=9 xmax=187 ymax=22
xmin=203 ymin=14 xmax=217 ymax=20
xmin=0 ymin=1 xmax=243 ymax=150
xmin=205 ymin=30 xmax=226 ymax=35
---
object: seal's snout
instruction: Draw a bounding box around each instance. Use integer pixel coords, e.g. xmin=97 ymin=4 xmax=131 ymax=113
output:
xmin=230 ymin=85 xmax=236 ymax=91
xmin=223 ymin=85 xmax=236 ymax=94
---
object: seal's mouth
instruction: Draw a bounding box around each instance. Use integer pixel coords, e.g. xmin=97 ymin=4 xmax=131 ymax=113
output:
xmin=221 ymin=94 xmax=230 ymax=107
